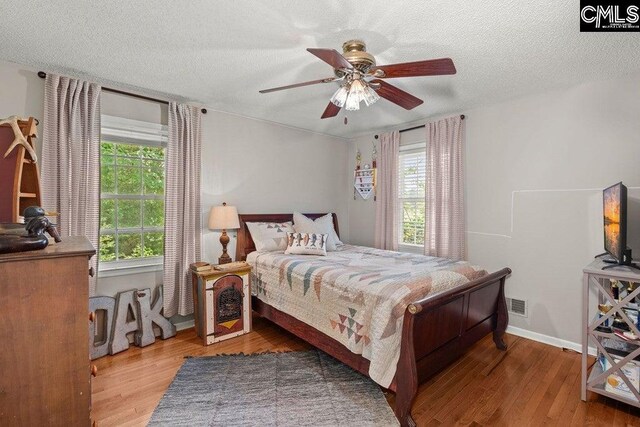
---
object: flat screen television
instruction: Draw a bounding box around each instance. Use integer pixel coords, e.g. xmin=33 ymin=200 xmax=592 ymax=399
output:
xmin=603 ymin=182 xmax=628 ymax=264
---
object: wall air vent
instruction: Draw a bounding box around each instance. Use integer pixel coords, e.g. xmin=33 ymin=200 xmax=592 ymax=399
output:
xmin=506 ymin=297 xmax=528 ymax=317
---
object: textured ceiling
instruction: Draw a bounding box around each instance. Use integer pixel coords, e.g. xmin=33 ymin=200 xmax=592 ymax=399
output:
xmin=1 ymin=1 xmax=639 ymax=138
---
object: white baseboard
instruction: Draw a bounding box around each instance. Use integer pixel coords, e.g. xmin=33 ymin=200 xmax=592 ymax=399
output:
xmin=174 ymin=319 xmax=195 ymax=332
xmin=506 ymin=325 xmax=596 ymax=356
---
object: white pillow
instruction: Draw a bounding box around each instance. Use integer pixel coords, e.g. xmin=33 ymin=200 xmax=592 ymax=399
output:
xmin=284 ymin=232 xmax=327 ymax=256
xmin=246 ymin=221 xmax=294 ymax=252
xmin=292 ymin=212 xmax=342 ymax=251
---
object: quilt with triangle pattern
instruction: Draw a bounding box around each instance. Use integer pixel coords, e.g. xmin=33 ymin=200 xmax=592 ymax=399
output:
xmin=247 ymin=245 xmax=487 ymax=388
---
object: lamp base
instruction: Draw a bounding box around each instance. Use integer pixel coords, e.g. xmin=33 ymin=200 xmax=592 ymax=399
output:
xmin=218 ymin=229 xmax=232 ymax=265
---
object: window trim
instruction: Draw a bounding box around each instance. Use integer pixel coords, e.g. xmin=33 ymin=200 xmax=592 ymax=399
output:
xmin=101 ymin=115 xmax=168 ymax=146
xmin=99 ymin=257 xmax=163 ymax=277
xmin=98 ymin=115 xmax=168 ymax=273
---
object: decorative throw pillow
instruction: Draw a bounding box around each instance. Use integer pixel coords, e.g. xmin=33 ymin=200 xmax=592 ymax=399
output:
xmin=246 ymin=221 xmax=294 ymax=252
xmin=284 ymin=232 xmax=327 ymax=256
xmin=292 ymin=212 xmax=342 ymax=251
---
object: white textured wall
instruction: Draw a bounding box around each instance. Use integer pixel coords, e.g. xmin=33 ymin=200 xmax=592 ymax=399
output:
xmin=346 ymin=134 xmax=377 ymax=246
xmin=0 ymin=61 xmax=45 ymax=159
xmin=200 ymin=111 xmax=349 ymax=264
xmin=464 ymin=73 xmax=640 ymax=345
xmin=347 ymin=72 xmax=640 ymax=346
xmin=101 ymin=91 xmax=168 ymax=125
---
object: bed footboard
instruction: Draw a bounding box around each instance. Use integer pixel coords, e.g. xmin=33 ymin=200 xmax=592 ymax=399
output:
xmin=394 ymin=267 xmax=511 ymax=427
xmin=251 ymin=266 xmax=511 ymax=427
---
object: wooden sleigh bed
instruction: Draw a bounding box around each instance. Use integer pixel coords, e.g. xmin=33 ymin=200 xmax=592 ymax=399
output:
xmin=236 ymin=213 xmax=511 ymax=427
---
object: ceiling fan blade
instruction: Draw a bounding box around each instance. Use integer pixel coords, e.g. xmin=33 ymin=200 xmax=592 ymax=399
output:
xmin=321 ymin=102 xmax=341 ymax=119
xmin=371 ymin=58 xmax=456 ymax=79
xmin=307 ymin=48 xmax=353 ymax=70
xmin=259 ymin=77 xmax=337 ymax=94
xmin=371 ymin=80 xmax=423 ymax=110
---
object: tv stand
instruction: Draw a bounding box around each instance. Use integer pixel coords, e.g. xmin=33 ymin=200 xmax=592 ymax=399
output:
xmin=582 ymin=261 xmax=640 ymax=407
xmin=602 ymin=262 xmax=640 ymax=271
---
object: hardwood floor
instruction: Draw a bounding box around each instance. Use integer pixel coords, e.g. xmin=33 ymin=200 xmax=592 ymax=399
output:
xmin=92 ymin=316 xmax=640 ymax=426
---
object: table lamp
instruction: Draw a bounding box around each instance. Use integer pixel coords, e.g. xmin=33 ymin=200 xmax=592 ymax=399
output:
xmin=208 ymin=202 xmax=240 ymax=264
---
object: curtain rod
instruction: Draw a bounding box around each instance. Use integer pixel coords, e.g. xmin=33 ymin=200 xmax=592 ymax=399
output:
xmin=37 ymin=71 xmax=207 ymax=114
xmin=374 ymin=114 xmax=465 ymax=139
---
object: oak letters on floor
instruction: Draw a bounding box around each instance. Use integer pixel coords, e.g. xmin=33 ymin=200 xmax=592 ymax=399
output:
xmin=89 ymin=286 xmax=176 ymax=360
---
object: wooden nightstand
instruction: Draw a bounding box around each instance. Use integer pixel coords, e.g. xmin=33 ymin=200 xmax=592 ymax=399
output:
xmin=191 ymin=264 xmax=252 ymax=345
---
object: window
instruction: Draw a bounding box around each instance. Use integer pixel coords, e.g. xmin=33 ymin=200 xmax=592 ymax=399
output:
xmin=397 ymin=145 xmax=426 ymax=252
xmin=99 ymin=116 xmax=168 ymax=272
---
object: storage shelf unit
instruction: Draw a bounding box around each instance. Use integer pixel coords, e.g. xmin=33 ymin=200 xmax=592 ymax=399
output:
xmin=354 ymin=168 xmax=376 ymax=200
xmin=582 ymin=258 xmax=640 ymax=407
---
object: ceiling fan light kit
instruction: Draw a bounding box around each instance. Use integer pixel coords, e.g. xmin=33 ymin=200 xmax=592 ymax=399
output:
xmin=333 ymin=77 xmax=381 ymax=111
xmin=361 ymin=82 xmax=380 ymax=107
xmin=330 ymin=84 xmax=349 ymax=108
xmin=345 ymin=81 xmax=362 ymax=111
xmin=259 ymin=39 xmax=456 ymax=118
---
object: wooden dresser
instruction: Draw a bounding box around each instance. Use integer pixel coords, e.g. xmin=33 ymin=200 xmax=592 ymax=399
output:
xmin=0 ymin=236 xmax=95 ymax=426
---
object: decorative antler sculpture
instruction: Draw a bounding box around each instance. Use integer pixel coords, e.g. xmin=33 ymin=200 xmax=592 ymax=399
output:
xmin=0 ymin=116 xmax=37 ymax=163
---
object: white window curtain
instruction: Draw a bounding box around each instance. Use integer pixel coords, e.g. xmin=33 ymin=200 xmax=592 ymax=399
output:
xmin=425 ymin=115 xmax=465 ymax=260
xmin=41 ymin=74 xmax=101 ymax=295
xmin=374 ymin=130 xmax=400 ymax=250
xmin=163 ymin=102 xmax=202 ymax=317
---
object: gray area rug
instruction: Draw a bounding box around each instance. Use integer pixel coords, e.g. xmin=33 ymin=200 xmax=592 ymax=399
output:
xmin=149 ymin=350 xmax=399 ymax=426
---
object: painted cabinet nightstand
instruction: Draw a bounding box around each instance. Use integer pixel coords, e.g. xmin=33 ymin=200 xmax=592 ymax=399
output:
xmin=191 ymin=265 xmax=252 ymax=345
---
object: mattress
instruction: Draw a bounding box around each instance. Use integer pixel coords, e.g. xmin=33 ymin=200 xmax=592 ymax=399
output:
xmin=247 ymin=244 xmax=487 ymax=387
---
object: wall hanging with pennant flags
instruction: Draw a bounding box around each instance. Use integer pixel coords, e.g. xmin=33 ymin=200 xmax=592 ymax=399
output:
xmin=353 ymin=140 xmax=377 ymax=201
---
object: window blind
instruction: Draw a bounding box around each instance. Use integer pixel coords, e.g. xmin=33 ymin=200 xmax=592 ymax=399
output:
xmin=397 ymin=148 xmax=426 ymax=248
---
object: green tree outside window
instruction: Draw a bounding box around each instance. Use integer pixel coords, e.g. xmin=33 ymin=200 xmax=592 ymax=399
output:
xmin=99 ymin=141 xmax=165 ymax=263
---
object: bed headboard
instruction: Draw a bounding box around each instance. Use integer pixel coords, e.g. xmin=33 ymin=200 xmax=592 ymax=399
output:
xmin=235 ymin=213 xmax=339 ymax=261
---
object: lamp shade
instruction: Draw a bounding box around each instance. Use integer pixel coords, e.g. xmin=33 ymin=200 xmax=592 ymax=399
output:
xmin=208 ymin=203 xmax=240 ymax=230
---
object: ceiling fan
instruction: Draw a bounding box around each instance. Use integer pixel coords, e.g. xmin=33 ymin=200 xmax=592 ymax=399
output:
xmin=259 ymin=40 xmax=456 ymax=119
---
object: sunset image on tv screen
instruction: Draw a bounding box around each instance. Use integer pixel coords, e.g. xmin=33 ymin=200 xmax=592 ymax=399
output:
xmin=604 ymin=185 xmax=622 ymax=260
